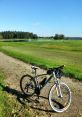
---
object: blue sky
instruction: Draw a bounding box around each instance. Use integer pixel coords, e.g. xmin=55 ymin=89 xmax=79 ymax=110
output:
xmin=0 ymin=0 xmax=82 ymax=37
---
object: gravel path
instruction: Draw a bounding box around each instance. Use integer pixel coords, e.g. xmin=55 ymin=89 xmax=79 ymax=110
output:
xmin=0 ymin=52 xmax=82 ymax=117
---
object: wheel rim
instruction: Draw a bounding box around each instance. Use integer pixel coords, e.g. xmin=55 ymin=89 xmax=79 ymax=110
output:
xmin=49 ymin=83 xmax=71 ymax=112
xmin=21 ymin=75 xmax=35 ymax=96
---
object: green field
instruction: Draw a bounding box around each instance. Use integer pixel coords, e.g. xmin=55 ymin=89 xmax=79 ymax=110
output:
xmin=0 ymin=40 xmax=82 ymax=80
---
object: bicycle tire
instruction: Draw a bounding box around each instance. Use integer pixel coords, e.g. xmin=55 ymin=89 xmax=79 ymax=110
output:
xmin=20 ymin=74 xmax=36 ymax=96
xmin=49 ymin=82 xmax=71 ymax=112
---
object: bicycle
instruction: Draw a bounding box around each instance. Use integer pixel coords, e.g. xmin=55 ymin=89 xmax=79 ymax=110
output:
xmin=20 ymin=65 xmax=71 ymax=112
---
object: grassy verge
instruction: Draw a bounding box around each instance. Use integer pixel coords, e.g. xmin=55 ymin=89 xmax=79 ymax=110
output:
xmin=0 ymin=71 xmax=34 ymax=117
xmin=0 ymin=40 xmax=82 ymax=80
xmin=0 ymin=72 xmax=15 ymax=117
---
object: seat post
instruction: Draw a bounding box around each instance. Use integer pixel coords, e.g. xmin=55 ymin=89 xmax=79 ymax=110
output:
xmin=35 ymin=69 xmax=37 ymax=76
xmin=31 ymin=66 xmax=38 ymax=77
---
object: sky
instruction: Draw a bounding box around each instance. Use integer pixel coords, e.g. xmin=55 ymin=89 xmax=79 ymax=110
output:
xmin=0 ymin=0 xmax=82 ymax=37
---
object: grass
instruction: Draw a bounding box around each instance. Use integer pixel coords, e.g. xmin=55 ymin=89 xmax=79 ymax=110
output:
xmin=0 ymin=70 xmax=34 ymax=117
xmin=0 ymin=40 xmax=82 ymax=80
xmin=0 ymin=71 xmax=15 ymax=117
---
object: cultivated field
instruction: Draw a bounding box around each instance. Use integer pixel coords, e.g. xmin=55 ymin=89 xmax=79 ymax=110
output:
xmin=0 ymin=40 xmax=82 ymax=80
xmin=0 ymin=40 xmax=82 ymax=116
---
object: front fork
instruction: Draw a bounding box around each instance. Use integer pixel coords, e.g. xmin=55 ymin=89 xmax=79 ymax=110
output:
xmin=53 ymin=72 xmax=63 ymax=98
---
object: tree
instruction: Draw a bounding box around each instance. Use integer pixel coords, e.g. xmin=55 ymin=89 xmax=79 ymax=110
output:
xmin=59 ymin=34 xmax=64 ymax=39
xmin=54 ymin=34 xmax=59 ymax=40
xmin=54 ymin=34 xmax=65 ymax=40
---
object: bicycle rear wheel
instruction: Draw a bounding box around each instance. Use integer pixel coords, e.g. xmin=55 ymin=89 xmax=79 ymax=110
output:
xmin=49 ymin=82 xmax=71 ymax=112
xmin=20 ymin=74 xmax=36 ymax=96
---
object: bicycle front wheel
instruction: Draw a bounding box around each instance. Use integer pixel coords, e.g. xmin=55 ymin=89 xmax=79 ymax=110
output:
xmin=20 ymin=74 xmax=36 ymax=96
xmin=49 ymin=82 xmax=71 ymax=112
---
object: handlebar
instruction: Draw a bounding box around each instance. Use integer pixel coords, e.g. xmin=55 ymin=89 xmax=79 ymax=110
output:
xmin=47 ymin=65 xmax=65 ymax=78
xmin=55 ymin=65 xmax=65 ymax=70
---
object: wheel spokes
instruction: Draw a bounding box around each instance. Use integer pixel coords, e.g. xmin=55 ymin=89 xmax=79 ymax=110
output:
xmin=49 ymin=83 xmax=71 ymax=112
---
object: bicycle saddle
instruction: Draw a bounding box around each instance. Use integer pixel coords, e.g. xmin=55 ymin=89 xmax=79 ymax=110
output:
xmin=31 ymin=66 xmax=38 ymax=70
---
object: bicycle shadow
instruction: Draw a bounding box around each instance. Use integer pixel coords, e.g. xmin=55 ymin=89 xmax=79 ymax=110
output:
xmin=0 ymin=83 xmax=55 ymax=113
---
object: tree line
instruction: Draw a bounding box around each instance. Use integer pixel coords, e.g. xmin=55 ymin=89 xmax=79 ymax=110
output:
xmin=0 ymin=31 xmax=65 ymax=40
xmin=0 ymin=31 xmax=38 ymax=39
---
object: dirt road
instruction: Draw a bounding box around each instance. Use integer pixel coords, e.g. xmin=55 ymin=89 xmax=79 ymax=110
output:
xmin=0 ymin=52 xmax=82 ymax=117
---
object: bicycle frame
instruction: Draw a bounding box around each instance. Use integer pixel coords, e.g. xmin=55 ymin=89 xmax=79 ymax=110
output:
xmin=32 ymin=67 xmax=63 ymax=97
xmin=34 ymin=72 xmax=63 ymax=98
xmin=35 ymin=74 xmax=53 ymax=91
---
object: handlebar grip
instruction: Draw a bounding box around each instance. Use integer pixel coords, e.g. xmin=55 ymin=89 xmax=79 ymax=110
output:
xmin=58 ymin=65 xmax=65 ymax=69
